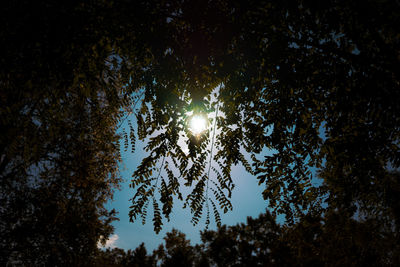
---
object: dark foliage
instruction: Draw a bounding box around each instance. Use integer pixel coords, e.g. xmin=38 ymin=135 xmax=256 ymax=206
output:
xmin=95 ymin=209 xmax=400 ymax=266
xmin=95 ymin=244 xmax=156 ymax=267
xmin=0 ymin=0 xmax=129 ymax=265
xmin=122 ymin=0 xmax=400 ymax=234
xmin=1 ymin=0 xmax=399 ymax=265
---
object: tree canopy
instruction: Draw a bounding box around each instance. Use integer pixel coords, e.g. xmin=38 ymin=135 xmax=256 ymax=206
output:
xmin=122 ymin=0 xmax=400 ymax=233
xmin=1 ymin=0 xmax=399 ymax=265
xmin=1 ymin=0 xmax=128 ymax=264
xmin=94 ymin=208 xmax=400 ymax=266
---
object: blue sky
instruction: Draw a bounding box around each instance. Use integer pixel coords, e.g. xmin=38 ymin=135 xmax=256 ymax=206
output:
xmin=101 ymin=92 xmax=324 ymax=252
xmin=104 ymin=130 xmax=271 ymax=252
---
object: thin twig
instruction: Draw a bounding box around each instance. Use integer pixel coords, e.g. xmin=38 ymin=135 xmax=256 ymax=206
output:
xmin=117 ymin=90 xmax=145 ymax=130
xmin=205 ymin=102 xmax=219 ymax=220
xmin=154 ymin=154 xmax=166 ymax=188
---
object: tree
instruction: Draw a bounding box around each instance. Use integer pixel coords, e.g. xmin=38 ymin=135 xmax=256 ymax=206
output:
xmin=95 ymin=244 xmax=156 ymax=267
xmin=154 ymin=229 xmax=200 ymax=267
xmin=2 ymin=0 xmax=399 ymax=264
xmin=0 ymin=0 xmax=139 ymax=264
xmin=284 ymin=211 xmax=397 ymax=266
xmin=148 ymin=208 xmax=399 ymax=266
xmin=200 ymin=212 xmax=291 ymax=266
xmin=123 ymin=0 xmax=400 ymax=234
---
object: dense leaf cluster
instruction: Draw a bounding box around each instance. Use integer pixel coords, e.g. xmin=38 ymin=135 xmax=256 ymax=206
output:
xmin=1 ymin=0 xmax=399 ymax=265
xmin=123 ymin=0 xmax=400 ymax=233
xmin=0 ymin=0 xmax=133 ymax=264
xmin=95 ymin=208 xmax=400 ymax=266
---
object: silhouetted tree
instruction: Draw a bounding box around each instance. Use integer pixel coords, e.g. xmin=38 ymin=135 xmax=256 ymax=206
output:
xmin=0 ymin=0 xmax=136 ymax=264
xmin=2 ymin=0 xmax=399 ymax=265
xmin=200 ymin=211 xmax=295 ymax=266
xmin=95 ymin=245 xmax=156 ymax=267
xmin=125 ymin=0 xmax=400 ymax=236
xmin=93 ymin=202 xmax=399 ymax=266
xmin=154 ymin=229 xmax=198 ymax=267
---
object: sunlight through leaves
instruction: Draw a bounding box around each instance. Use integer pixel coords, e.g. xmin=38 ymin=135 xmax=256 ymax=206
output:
xmin=188 ymin=114 xmax=208 ymax=135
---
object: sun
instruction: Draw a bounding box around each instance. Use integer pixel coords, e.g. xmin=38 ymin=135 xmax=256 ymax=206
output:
xmin=189 ymin=115 xmax=208 ymax=135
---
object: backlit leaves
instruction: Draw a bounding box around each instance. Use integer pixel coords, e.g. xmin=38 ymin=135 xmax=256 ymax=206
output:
xmin=123 ymin=0 xmax=400 ymax=231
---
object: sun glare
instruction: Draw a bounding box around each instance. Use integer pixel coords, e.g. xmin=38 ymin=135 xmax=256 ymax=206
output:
xmin=189 ymin=115 xmax=207 ymax=135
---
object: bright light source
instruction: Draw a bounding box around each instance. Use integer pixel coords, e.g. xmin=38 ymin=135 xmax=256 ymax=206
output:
xmin=189 ymin=115 xmax=207 ymax=135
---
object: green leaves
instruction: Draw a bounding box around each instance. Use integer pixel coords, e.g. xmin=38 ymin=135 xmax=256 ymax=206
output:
xmin=128 ymin=120 xmax=136 ymax=153
xmin=3 ymin=1 xmax=399 ymax=264
xmin=88 ymin=0 xmax=400 ymax=235
xmin=152 ymin=198 xmax=163 ymax=234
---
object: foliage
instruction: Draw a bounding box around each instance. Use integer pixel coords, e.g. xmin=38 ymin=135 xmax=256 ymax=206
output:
xmin=200 ymin=212 xmax=289 ymax=266
xmin=154 ymin=229 xmax=203 ymax=267
xmin=0 ymin=0 xmax=137 ymax=264
xmin=122 ymin=0 xmax=400 ymax=233
xmin=95 ymin=244 xmax=156 ymax=267
xmin=95 ymin=208 xmax=400 ymax=266
xmin=2 ymin=0 xmax=399 ymax=264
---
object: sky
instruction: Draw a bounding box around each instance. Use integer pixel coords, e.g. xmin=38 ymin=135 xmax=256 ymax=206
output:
xmin=101 ymin=88 xmax=325 ymax=252
xmin=103 ymin=115 xmax=272 ymax=252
